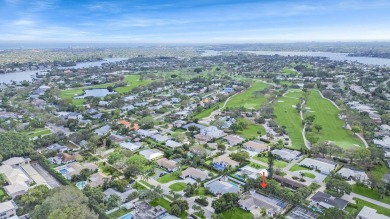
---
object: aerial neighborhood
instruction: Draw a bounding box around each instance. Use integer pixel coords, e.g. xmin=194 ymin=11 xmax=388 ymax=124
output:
xmin=0 ymin=45 xmax=389 ymax=219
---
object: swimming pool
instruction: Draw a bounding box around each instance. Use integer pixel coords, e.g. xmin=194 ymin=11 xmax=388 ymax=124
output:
xmin=118 ymin=213 xmax=133 ymax=219
xmin=59 ymin=168 xmax=68 ymax=174
xmin=76 ymin=181 xmax=87 ymax=190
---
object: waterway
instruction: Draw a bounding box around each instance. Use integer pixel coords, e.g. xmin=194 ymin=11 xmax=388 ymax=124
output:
xmin=0 ymin=57 xmax=128 ymax=84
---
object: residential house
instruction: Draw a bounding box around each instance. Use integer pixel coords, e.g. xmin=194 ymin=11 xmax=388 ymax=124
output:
xmin=356 ymin=206 xmax=390 ymax=219
xmin=181 ymin=167 xmax=208 ymax=181
xmin=213 ymin=154 xmax=239 ymax=169
xmin=239 ymin=191 xmax=283 ymax=218
xmin=104 ymin=188 xmax=136 ymax=203
xmin=271 ymin=149 xmax=301 ymax=162
xmin=205 ymin=177 xmax=241 ymax=195
xmin=337 ymin=167 xmax=369 ymax=182
xmin=120 ymin=142 xmax=141 ymax=151
xmin=223 ymin=135 xmax=245 ymax=146
xmin=139 ymin=149 xmax=164 ymax=161
xmin=94 ymin=125 xmax=111 ymax=136
xmin=165 ymin=140 xmax=183 ymax=149
xmin=150 ymin=134 xmax=170 ymax=143
xmin=66 ymin=112 xmax=82 ymax=120
xmin=0 ymin=201 xmax=18 ymax=219
xmin=273 ymin=175 xmax=306 ymax=190
xmin=299 ymin=158 xmax=336 ymax=175
xmin=310 ymin=192 xmax=348 ymax=210
xmin=243 ymin=141 xmax=268 ymax=153
xmin=137 ymin=129 xmax=158 ymax=137
xmin=156 ymin=158 xmax=178 ymax=172
xmin=286 ymin=207 xmax=318 ymax=219
xmin=91 ymin=113 xmax=104 ymax=120
xmin=89 ymin=172 xmax=111 ymax=187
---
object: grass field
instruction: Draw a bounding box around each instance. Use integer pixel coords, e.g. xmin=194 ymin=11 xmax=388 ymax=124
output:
xmin=194 ymin=103 xmax=223 ymax=120
xmin=305 ymin=90 xmax=363 ymax=148
xmin=281 ymin=67 xmax=298 ymax=75
xmin=115 ymin=75 xmax=152 ymax=93
xmin=150 ymin=198 xmax=186 ymax=219
xmin=221 ymin=208 xmax=253 ymax=219
xmin=274 ymin=89 xmax=305 ymax=149
xmin=289 ymin=164 xmax=311 ymax=172
xmin=224 ymin=81 xmax=268 ymax=110
xmin=253 ymin=156 xmax=288 ymax=168
xmin=349 ymin=198 xmax=390 ymax=217
xmin=60 ymin=75 xmax=152 ymax=106
xmin=249 ymin=162 xmax=267 ymax=169
xmin=108 ymin=208 xmax=133 ymax=219
xmin=369 ymin=162 xmax=390 ymax=183
xmin=26 ymin=128 xmax=52 ymax=138
xmin=157 ymin=171 xmax=181 ymax=184
xmin=169 ymin=182 xmax=187 ymax=191
xmin=352 ymin=184 xmax=390 ymax=205
xmin=236 ymin=118 xmax=266 ymax=138
xmin=303 ymin=172 xmax=316 ymax=179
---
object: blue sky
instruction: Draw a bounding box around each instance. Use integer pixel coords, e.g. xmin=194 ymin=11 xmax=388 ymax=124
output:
xmin=1 ymin=0 xmax=390 ymax=43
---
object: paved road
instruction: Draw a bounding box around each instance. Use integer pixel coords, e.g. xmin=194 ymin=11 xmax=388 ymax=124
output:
xmin=345 ymin=192 xmax=390 ymax=209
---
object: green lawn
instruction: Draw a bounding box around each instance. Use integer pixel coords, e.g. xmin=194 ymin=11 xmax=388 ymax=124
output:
xmin=253 ymin=156 xmax=288 ymax=168
xmin=225 ymin=81 xmax=268 ymax=110
xmin=281 ymin=67 xmax=298 ymax=75
xmin=115 ymin=75 xmax=152 ymax=93
xmin=132 ymin=182 xmax=147 ymax=190
xmin=150 ymin=198 xmax=186 ymax=219
xmin=352 ymin=184 xmax=390 ymax=205
xmin=60 ymin=75 xmax=152 ymax=106
xmin=139 ymin=180 xmax=154 ymax=188
xmin=305 ymin=90 xmax=364 ymax=148
xmin=274 ymin=89 xmax=305 ymax=149
xmin=157 ymin=171 xmax=181 ymax=184
xmin=107 ymin=208 xmax=132 ymax=219
xmin=303 ymin=172 xmax=316 ymax=179
xmin=194 ymin=103 xmax=223 ymax=120
xmin=248 ymin=162 xmax=267 ymax=169
xmin=169 ymin=182 xmax=187 ymax=191
xmin=26 ymin=128 xmax=52 ymax=138
xmin=228 ymin=146 xmax=239 ymax=151
xmin=220 ymin=208 xmax=254 ymax=219
xmin=236 ymin=118 xmax=266 ymax=138
xmin=289 ymin=164 xmax=311 ymax=172
xmin=352 ymin=198 xmax=390 ymax=217
xmin=369 ymin=162 xmax=390 ymax=183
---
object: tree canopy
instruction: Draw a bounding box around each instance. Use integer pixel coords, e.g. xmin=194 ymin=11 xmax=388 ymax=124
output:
xmin=0 ymin=132 xmax=32 ymax=158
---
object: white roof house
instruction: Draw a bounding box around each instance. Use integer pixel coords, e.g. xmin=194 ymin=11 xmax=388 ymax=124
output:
xmin=299 ymin=158 xmax=336 ymax=175
xmin=357 ymin=206 xmax=390 ymax=219
xmin=271 ymin=149 xmax=301 ymax=161
xmin=139 ymin=149 xmax=164 ymax=160
xmin=120 ymin=142 xmax=141 ymax=151
xmin=165 ymin=140 xmax=183 ymax=148
xmin=0 ymin=164 xmax=30 ymax=197
xmin=337 ymin=167 xmax=369 ymax=182
xmin=0 ymin=201 xmax=18 ymax=219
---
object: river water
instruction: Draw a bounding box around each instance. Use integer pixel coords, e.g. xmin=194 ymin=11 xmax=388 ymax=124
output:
xmin=0 ymin=57 xmax=128 ymax=84
xmin=202 ymin=50 xmax=390 ymax=66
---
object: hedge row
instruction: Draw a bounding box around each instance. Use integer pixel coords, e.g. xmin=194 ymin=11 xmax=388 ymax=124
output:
xmin=31 ymin=154 xmax=71 ymax=186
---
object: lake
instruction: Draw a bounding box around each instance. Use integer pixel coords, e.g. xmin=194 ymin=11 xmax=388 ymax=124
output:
xmin=202 ymin=50 xmax=390 ymax=66
xmin=75 ymin=89 xmax=117 ymax=98
xmin=0 ymin=70 xmax=48 ymax=84
xmin=59 ymin=58 xmax=128 ymax=69
xmin=0 ymin=57 xmax=128 ymax=84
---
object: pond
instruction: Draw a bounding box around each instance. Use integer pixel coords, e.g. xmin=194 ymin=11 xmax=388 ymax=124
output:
xmin=75 ymin=88 xmax=117 ymax=98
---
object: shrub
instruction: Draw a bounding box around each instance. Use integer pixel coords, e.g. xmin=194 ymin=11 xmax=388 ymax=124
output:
xmin=195 ymin=198 xmax=209 ymax=206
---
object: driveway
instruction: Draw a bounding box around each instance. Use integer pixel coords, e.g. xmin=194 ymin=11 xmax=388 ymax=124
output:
xmin=32 ymin=163 xmax=62 ymax=188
